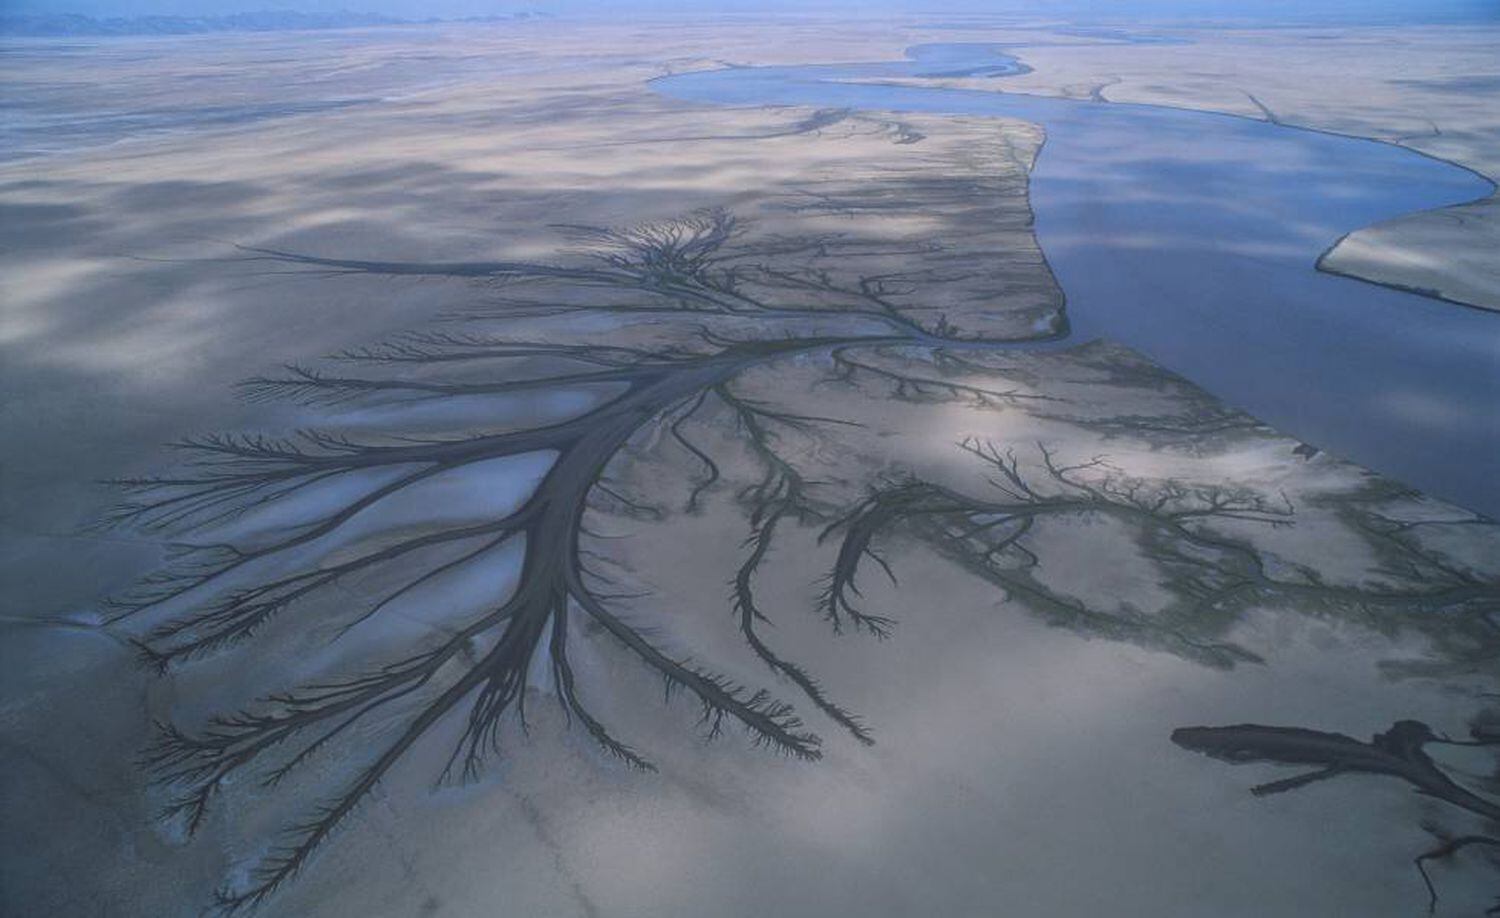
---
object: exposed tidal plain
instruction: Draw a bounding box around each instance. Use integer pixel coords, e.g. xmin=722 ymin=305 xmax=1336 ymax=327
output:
xmin=1 ymin=19 xmax=1498 ymax=918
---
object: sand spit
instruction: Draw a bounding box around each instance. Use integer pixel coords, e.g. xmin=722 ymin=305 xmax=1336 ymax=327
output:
xmin=1318 ymin=202 xmax=1500 ymax=312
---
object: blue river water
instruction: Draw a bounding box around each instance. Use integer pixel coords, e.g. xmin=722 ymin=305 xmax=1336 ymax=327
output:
xmin=654 ymin=45 xmax=1500 ymax=516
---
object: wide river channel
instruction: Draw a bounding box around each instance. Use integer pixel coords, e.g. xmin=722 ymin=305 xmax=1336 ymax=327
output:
xmin=654 ymin=44 xmax=1500 ymax=517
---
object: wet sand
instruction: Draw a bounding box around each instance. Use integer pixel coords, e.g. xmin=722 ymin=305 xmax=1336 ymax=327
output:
xmin=2 ymin=19 xmax=1498 ymax=918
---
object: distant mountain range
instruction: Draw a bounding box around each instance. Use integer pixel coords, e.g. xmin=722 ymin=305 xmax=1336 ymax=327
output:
xmin=0 ymin=9 xmax=551 ymax=37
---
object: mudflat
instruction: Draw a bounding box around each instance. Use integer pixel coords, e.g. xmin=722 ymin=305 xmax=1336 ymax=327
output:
xmin=2 ymin=16 xmax=1497 ymax=918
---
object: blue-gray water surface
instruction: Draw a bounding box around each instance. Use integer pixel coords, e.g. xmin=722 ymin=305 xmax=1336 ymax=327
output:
xmin=655 ymin=45 xmax=1500 ymax=517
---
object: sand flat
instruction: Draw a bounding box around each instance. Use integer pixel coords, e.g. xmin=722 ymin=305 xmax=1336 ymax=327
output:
xmin=2 ymin=18 xmax=1498 ymax=918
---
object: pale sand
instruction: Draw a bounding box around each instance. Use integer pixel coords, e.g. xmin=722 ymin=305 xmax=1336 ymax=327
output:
xmin=886 ymin=22 xmax=1500 ymax=312
xmin=1 ymin=21 xmax=1497 ymax=918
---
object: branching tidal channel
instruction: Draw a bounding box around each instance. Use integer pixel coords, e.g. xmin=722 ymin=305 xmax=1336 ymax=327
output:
xmin=100 ymin=208 xmax=1500 ymax=912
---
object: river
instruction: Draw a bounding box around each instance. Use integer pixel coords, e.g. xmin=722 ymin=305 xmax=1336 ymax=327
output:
xmin=654 ymin=44 xmax=1500 ymax=516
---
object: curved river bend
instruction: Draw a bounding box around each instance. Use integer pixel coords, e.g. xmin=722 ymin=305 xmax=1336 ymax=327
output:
xmin=654 ymin=45 xmax=1500 ymax=517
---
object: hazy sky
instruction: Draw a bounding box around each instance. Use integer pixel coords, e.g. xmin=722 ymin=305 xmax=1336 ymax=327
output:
xmin=7 ymin=0 xmax=1496 ymax=22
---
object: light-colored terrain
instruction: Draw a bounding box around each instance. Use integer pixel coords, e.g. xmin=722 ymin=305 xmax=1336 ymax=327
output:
xmin=2 ymin=19 xmax=1498 ymax=918
xmin=900 ymin=23 xmax=1500 ymax=311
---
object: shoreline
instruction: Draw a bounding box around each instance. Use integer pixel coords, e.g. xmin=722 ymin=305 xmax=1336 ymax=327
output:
xmin=654 ymin=45 xmax=1500 ymax=516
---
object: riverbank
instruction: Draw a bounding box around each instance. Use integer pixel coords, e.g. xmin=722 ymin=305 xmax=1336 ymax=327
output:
xmin=656 ymin=44 xmax=1499 ymax=517
xmin=3 ymin=19 xmax=1498 ymax=918
xmin=862 ymin=22 xmax=1500 ymax=312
